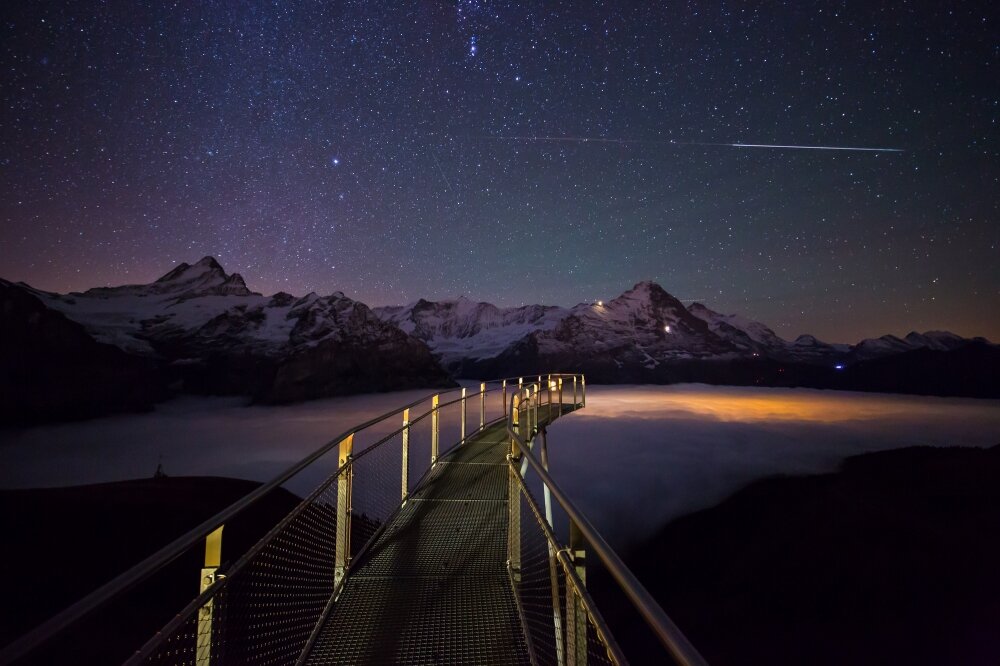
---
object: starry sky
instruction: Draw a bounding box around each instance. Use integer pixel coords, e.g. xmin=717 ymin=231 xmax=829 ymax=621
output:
xmin=1 ymin=1 xmax=997 ymax=342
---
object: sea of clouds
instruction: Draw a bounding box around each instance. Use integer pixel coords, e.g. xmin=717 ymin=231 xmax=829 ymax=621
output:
xmin=2 ymin=383 xmax=998 ymax=546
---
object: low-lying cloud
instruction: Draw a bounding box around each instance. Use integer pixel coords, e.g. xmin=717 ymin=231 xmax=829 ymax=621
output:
xmin=2 ymin=384 xmax=998 ymax=548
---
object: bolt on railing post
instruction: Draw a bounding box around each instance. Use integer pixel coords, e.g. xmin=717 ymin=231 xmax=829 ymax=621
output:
xmin=196 ymin=525 xmax=223 ymax=666
xmin=334 ymin=433 xmax=355 ymax=592
xmin=461 ymin=387 xmax=467 ymax=444
xmin=401 ymin=409 xmax=410 ymax=501
xmin=431 ymin=394 xmax=440 ymax=464
xmin=480 ymin=382 xmax=486 ymax=430
xmin=567 ymin=519 xmax=588 ymax=665
xmin=508 ymin=395 xmax=522 ymax=584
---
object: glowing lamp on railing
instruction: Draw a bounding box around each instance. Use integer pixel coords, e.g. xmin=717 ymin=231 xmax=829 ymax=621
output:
xmin=664 ymin=324 xmax=671 ymax=333
xmin=597 ymin=300 xmax=603 ymax=306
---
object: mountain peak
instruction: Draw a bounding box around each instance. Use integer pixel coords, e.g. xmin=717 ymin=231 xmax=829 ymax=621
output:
xmin=626 ymin=279 xmax=662 ymax=294
xmin=155 ymin=257 xmax=226 ymax=284
xmin=195 ymin=256 xmax=224 ymax=270
xmin=611 ymin=281 xmax=688 ymax=313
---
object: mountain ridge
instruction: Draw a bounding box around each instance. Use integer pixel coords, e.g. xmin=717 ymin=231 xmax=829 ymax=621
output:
xmin=3 ymin=260 xmax=996 ymax=423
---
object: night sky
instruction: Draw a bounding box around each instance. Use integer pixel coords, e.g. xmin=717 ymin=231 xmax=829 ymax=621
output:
xmin=1 ymin=2 xmax=997 ymax=342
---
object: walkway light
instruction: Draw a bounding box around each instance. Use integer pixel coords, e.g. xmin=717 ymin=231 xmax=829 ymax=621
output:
xmin=597 ymin=300 xmax=603 ymax=306
xmin=664 ymin=325 xmax=671 ymax=333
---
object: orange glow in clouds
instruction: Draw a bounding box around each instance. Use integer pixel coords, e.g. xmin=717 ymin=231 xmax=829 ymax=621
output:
xmin=576 ymin=386 xmax=999 ymax=425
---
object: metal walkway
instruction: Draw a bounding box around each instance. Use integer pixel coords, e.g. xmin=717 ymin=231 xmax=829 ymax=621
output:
xmin=305 ymin=422 xmax=528 ymax=664
xmin=0 ymin=375 xmax=707 ymax=666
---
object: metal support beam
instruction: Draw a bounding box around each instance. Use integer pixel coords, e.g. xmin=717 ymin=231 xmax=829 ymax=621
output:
xmin=431 ymin=394 xmax=440 ymax=463
xmin=334 ymin=433 xmax=354 ymax=592
xmin=401 ymin=409 xmax=409 ymax=501
xmin=196 ymin=526 xmax=223 ymax=666
xmin=480 ymin=382 xmax=486 ymax=430
xmin=461 ymin=387 xmax=467 ymax=444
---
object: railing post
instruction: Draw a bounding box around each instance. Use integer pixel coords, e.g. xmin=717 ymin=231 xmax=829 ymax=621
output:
xmin=567 ymin=519 xmax=588 ymax=665
xmin=196 ymin=525 xmax=223 ymax=666
xmin=401 ymin=409 xmax=410 ymax=501
xmin=480 ymin=382 xmax=486 ymax=430
xmin=508 ymin=395 xmax=522 ymax=584
xmin=533 ymin=386 xmax=539 ymax=434
xmin=558 ymin=377 xmax=563 ymax=410
xmin=431 ymin=394 xmax=440 ymax=463
xmin=461 ymin=387 xmax=467 ymax=444
xmin=547 ymin=374 xmax=553 ymax=423
xmin=581 ymin=375 xmax=586 ymax=408
xmin=540 ymin=430 xmax=566 ymax=666
xmin=334 ymin=433 xmax=354 ymax=592
xmin=527 ymin=386 xmax=533 ymax=435
xmin=502 ymin=379 xmax=508 ymax=417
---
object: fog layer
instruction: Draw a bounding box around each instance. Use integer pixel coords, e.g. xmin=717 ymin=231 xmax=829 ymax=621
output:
xmin=2 ymin=384 xmax=997 ymax=545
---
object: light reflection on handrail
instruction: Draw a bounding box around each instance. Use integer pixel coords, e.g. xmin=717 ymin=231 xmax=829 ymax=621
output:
xmin=507 ymin=384 xmax=709 ymax=666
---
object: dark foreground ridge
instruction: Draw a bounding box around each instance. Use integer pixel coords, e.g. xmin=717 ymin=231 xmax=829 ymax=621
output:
xmin=0 ymin=477 xmax=300 ymax=664
xmin=594 ymin=444 xmax=1000 ymax=666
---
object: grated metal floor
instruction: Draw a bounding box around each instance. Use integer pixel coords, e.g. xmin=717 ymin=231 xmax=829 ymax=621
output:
xmin=303 ymin=421 xmax=528 ymax=665
xmin=303 ymin=406 xmax=577 ymax=665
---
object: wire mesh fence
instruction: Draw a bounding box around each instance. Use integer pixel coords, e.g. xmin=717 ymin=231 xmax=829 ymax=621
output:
xmin=507 ymin=387 xmax=623 ymax=666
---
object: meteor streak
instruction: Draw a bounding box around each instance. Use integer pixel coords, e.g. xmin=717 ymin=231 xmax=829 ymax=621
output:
xmin=716 ymin=142 xmax=903 ymax=153
xmin=482 ymin=135 xmax=904 ymax=153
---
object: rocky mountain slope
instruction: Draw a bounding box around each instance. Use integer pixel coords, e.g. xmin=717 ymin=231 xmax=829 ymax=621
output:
xmin=5 ymin=258 xmax=452 ymax=417
xmin=0 ymin=280 xmax=166 ymax=424
xmin=374 ymin=297 xmax=567 ymax=370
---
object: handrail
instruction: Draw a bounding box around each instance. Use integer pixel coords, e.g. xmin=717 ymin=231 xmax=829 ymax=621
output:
xmin=507 ymin=387 xmax=709 ymax=666
xmin=0 ymin=374 xmax=582 ymax=663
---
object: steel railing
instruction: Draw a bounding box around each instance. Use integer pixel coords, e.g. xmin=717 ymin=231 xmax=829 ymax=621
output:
xmin=506 ymin=381 xmax=708 ymax=666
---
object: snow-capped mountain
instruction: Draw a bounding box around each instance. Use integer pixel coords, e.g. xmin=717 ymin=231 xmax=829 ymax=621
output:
xmin=375 ymin=281 xmax=988 ymax=375
xmin=687 ymin=302 xmax=790 ymax=354
xmin=4 ymin=259 xmax=995 ymax=423
xmin=11 ymin=257 xmax=453 ymax=405
xmin=849 ymin=330 xmax=981 ymax=361
xmin=532 ymin=282 xmax=737 ymax=364
xmin=374 ymin=297 xmax=567 ymax=368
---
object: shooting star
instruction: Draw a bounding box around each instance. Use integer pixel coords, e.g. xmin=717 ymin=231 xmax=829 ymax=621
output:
xmin=430 ymin=151 xmax=453 ymax=191
xmin=481 ymin=135 xmax=904 ymax=153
